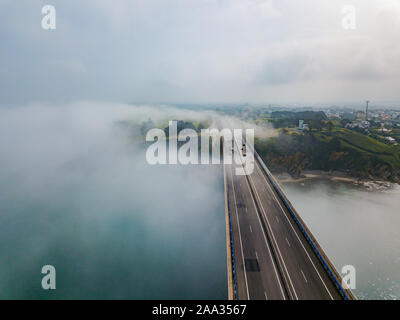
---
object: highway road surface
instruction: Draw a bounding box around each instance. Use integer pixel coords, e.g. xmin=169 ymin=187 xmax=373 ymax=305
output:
xmin=225 ymin=137 xmax=345 ymax=300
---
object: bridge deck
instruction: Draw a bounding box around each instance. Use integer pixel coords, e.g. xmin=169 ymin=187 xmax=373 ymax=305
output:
xmin=224 ymin=139 xmax=348 ymax=300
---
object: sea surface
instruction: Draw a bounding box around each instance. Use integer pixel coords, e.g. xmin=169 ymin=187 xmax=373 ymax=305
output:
xmin=280 ymin=179 xmax=400 ymax=300
xmin=0 ymin=104 xmax=227 ymax=299
xmin=0 ymin=160 xmax=227 ymax=299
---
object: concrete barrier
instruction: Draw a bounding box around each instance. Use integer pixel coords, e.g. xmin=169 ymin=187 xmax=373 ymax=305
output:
xmin=223 ymin=161 xmax=238 ymax=300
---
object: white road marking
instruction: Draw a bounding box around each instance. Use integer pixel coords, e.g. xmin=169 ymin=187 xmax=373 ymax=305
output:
xmin=286 ymin=238 xmax=291 ymax=247
xmin=255 ymin=161 xmax=334 ymax=300
xmin=301 ymin=270 xmax=308 ymax=283
xmin=249 ymin=225 xmax=252 ymax=233
xmin=264 ymin=291 xmax=268 ymax=300
xmin=255 ymin=251 xmax=259 ymax=261
xmin=234 ymin=137 xmax=298 ymax=300
xmin=275 ymin=216 xmax=280 ymax=223
xmin=232 ymin=141 xmax=287 ymax=300
xmin=247 ymin=172 xmax=298 ymax=300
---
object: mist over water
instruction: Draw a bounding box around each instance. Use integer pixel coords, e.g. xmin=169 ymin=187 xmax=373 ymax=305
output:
xmin=280 ymin=179 xmax=400 ymax=300
xmin=0 ymin=102 xmax=227 ymax=299
xmin=3 ymin=101 xmax=398 ymax=300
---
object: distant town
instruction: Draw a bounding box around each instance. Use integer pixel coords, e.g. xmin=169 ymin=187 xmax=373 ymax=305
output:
xmin=188 ymin=102 xmax=400 ymax=183
xmin=325 ymin=103 xmax=400 ymax=145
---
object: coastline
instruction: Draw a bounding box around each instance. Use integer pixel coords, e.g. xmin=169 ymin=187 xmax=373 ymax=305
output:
xmin=275 ymin=170 xmax=395 ymax=192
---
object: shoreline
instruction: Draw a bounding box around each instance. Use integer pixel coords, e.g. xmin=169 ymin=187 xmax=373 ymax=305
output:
xmin=277 ymin=170 xmax=358 ymax=183
xmin=275 ymin=170 xmax=396 ymax=191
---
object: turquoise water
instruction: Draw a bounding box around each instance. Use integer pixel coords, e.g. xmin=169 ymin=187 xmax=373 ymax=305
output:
xmin=0 ymin=160 xmax=227 ymax=299
xmin=0 ymin=105 xmax=227 ymax=299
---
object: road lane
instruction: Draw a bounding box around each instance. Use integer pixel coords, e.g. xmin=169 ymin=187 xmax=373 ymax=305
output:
xmin=226 ymin=146 xmax=287 ymax=300
xmin=226 ymin=135 xmax=344 ymax=300
xmin=248 ymin=161 xmax=341 ymax=299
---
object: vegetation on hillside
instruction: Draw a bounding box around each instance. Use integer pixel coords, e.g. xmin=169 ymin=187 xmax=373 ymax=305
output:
xmin=254 ymin=118 xmax=400 ymax=182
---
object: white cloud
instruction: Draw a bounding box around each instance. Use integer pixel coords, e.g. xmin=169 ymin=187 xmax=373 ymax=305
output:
xmin=0 ymin=0 xmax=400 ymax=104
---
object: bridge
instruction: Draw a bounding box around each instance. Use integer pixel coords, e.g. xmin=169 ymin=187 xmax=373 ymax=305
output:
xmin=223 ymin=136 xmax=355 ymax=300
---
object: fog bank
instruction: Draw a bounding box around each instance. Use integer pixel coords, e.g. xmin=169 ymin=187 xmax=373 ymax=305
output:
xmin=0 ymin=101 xmax=226 ymax=299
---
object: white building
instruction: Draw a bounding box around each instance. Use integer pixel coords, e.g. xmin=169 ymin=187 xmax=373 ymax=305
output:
xmin=385 ymin=137 xmax=396 ymax=144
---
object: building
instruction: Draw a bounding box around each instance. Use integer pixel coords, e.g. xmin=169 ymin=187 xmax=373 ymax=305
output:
xmin=379 ymin=128 xmax=392 ymax=134
xmin=360 ymin=121 xmax=370 ymax=128
xmin=385 ymin=137 xmax=396 ymax=144
xmin=345 ymin=121 xmax=370 ymax=129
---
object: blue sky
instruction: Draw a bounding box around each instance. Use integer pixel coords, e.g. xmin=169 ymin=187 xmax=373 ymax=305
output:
xmin=1 ymin=0 xmax=400 ymax=106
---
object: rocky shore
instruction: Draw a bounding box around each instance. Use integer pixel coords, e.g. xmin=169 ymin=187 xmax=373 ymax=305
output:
xmin=275 ymin=170 xmax=395 ymax=192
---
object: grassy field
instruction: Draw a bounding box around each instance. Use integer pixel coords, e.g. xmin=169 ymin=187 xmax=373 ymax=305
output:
xmin=329 ymin=128 xmax=393 ymax=154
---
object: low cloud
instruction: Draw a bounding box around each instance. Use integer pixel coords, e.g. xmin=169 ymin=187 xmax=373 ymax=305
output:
xmin=0 ymin=101 xmax=227 ymax=298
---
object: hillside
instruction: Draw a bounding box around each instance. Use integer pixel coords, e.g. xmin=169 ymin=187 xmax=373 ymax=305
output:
xmin=255 ymin=128 xmax=400 ymax=182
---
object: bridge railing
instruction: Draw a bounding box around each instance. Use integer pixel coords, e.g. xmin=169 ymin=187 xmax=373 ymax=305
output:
xmin=248 ymin=142 xmax=356 ymax=300
xmin=223 ymin=156 xmax=238 ymax=300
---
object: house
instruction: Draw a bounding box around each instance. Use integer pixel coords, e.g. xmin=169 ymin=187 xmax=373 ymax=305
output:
xmin=360 ymin=121 xmax=370 ymax=128
xmin=385 ymin=137 xmax=396 ymax=144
